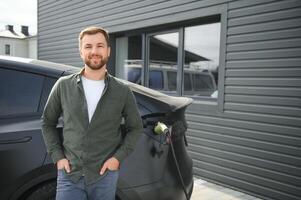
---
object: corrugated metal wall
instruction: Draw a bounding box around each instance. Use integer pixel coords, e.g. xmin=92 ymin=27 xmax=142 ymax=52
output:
xmin=186 ymin=1 xmax=301 ymax=200
xmin=38 ymin=0 xmax=229 ymax=66
xmin=38 ymin=0 xmax=301 ymax=199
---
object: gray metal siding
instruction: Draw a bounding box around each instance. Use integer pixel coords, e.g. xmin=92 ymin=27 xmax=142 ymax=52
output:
xmin=38 ymin=0 xmax=301 ymax=200
xmin=38 ymin=0 xmax=230 ymax=65
xmin=186 ymin=0 xmax=301 ymax=200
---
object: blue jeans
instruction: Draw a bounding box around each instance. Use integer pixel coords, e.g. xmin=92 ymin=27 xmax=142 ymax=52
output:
xmin=56 ymin=170 xmax=119 ymax=200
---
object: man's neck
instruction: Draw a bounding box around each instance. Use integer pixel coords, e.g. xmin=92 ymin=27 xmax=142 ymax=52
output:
xmin=83 ymin=65 xmax=107 ymax=80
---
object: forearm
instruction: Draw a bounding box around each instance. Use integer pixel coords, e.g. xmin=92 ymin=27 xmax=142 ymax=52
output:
xmin=42 ymin=121 xmax=65 ymax=163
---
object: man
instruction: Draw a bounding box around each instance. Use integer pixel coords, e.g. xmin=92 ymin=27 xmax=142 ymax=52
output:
xmin=42 ymin=26 xmax=143 ymax=200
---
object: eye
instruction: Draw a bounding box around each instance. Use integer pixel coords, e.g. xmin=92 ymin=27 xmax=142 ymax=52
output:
xmin=84 ymin=45 xmax=92 ymax=49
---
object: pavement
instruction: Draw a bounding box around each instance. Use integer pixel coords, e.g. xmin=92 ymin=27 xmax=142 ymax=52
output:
xmin=190 ymin=178 xmax=263 ymax=200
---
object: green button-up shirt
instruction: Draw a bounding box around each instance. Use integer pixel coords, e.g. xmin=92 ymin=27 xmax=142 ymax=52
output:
xmin=41 ymin=70 xmax=143 ymax=184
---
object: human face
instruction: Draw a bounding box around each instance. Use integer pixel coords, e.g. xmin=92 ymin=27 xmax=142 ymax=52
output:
xmin=80 ymin=33 xmax=111 ymax=70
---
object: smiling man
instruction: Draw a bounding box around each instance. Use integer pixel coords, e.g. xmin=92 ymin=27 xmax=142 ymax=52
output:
xmin=41 ymin=26 xmax=143 ymax=200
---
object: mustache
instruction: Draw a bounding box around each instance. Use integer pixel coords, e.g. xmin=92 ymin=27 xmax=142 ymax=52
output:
xmin=88 ymin=54 xmax=102 ymax=59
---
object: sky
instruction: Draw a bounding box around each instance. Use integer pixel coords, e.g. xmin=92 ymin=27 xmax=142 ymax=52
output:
xmin=0 ymin=0 xmax=37 ymax=35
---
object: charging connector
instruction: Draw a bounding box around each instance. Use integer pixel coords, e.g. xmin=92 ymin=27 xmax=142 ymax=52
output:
xmin=153 ymin=122 xmax=189 ymax=200
xmin=154 ymin=122 xmax=169 ymax=135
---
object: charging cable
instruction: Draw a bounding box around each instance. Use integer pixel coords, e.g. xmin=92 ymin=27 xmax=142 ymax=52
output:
xmin=154 ymin=122 xmax=189 ymax=200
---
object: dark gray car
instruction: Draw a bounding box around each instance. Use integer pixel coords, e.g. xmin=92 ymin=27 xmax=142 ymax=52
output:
xmin=0 ymin=56 xmax=193 ymax=200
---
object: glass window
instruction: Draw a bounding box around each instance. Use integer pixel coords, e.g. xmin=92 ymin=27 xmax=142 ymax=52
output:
xmin=5 ymin=44 xmax=10 ymax=55
xmin=167 ymin=71 xmax=177 ymax=91
xmin=193 ymin=73 xmax=215 ymax=90
xmin=184 ymin=73 xmax=192 ymax=91
xmin=0 ymin=68 xmax=44 ymax=116
xmin=149 ymin=70 xmax=163 ymax=90
xmin=183 ymin=23 xmax=220 ymax=98
xmin=115 ymin=20 xmax=221 ymax=100
xmin=116 ymin=35 xmax=143 ymax=85
xmin=127 ymin=67 xmax=141 ymax=84
xmin=149 ymin=32 xmax=179 ymax=93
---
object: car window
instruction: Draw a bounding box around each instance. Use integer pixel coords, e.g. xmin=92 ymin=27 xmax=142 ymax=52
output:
xmin=167 ymin=71 xmax=177 ymax=91
xmin=192 ymin=73 xmax=214 ymax=91
xmin=127 ymin=67 xmax=141 ymax=84
xmin=149 ymin=70 xmax=163 ymax=90
xmin=0 ymin=68 xmax=44 ymax=116
xmin=38 ymin=77 xmax=57 ymax=112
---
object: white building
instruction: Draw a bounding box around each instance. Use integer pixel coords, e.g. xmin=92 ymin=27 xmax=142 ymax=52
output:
xmin=0 ymin=25 xmax=37 ymax=59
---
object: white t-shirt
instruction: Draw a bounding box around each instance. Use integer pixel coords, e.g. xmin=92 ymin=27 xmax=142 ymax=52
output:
xmin=81 ymin=76 xmax=105 ymax=122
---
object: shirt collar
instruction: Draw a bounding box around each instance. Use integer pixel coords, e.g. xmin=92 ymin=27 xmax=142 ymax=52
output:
xmin=76 ymin=68 xmax=110 ymax=84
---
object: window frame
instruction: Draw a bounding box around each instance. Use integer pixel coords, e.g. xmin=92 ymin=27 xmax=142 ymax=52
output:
xmin=113 ymin=5 xmax=227 ymax=113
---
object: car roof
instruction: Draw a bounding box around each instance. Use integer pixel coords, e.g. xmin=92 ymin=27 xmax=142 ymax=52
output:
xmin=0 ymin=56 xmax=193 ymax=112
xmin=0 ymin=55 xmax=78 ymax=78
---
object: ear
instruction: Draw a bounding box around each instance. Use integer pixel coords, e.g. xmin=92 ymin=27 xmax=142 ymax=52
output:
xmin=108 ymin=46 xmax=111 ymax=57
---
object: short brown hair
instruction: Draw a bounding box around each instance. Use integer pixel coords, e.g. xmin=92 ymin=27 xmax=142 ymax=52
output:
xmin=78 ymin=26 xmax=110 ymax=48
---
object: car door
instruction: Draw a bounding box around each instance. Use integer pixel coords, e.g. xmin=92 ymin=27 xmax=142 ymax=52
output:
xmin=0 ymin=67 xmax=48 ymax=198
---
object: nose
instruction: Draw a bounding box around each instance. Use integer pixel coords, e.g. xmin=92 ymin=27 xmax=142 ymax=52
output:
xmin=91 ymin=46 xmax=98 ymax=54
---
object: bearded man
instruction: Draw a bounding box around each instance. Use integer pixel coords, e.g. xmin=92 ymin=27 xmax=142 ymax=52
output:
xmin=41 ymin=26 xmax=143 ymax=200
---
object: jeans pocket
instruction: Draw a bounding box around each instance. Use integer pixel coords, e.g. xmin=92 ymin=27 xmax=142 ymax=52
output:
xmin=57 ymin=169 xmax=68 ymax=181
xmin=57 ymin=168 xmax=65 ymax=173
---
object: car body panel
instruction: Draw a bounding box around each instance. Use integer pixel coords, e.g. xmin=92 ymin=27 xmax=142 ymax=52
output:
xmin=0 ymin=56 xmax=193 ymax=200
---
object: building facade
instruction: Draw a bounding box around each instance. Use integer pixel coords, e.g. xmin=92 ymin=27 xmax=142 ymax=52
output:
xmin=38 ymin=0 xmax=301 ymax=200
xmin=0 ymin=25 xmax=37 ymax=59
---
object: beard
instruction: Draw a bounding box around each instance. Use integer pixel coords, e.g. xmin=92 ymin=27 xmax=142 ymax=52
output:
xmin=84 ymin=54 xmax=109 ymax=70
